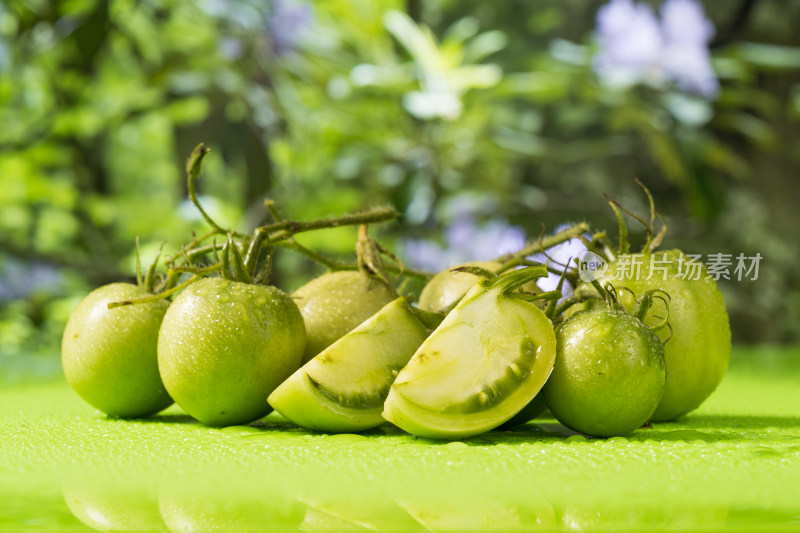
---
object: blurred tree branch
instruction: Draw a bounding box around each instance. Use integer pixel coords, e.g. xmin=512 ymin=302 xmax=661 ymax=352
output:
xmin=406 ymin=0 xmax=422 ymax=22
xmin=0 ymin=240 xmax=126 ymax=285
xmin=711 ymin=0 xmax=759 ymax=48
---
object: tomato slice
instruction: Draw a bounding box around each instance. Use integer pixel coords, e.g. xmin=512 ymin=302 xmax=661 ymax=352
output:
xmin=383 ymin=282 xmax=556 ymax=439
xmin=269 ymin=298 xmax=429 ymax=432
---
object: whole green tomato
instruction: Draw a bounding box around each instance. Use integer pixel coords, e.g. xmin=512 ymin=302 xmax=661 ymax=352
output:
xmin=574 ymin=250 xmax=731 ymax=421
xmin=417 ymin=261 xmax=500 ymax=314
xmin=61 ymin=283 xmax=172 ymax=418
xmin=292 ymin=271 xmax=395 ymax=363
xmin=545 ymin=308 xmax=666 ymax=437
xmin=157 ymin=277 xmax=305 ymax=426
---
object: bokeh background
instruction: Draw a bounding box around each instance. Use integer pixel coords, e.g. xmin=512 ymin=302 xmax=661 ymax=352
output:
xmin=1 ymin=0 xmax=799 ymax=379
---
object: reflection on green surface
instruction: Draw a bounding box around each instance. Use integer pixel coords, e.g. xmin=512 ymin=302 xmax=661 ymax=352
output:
xmin=1 ymin=347 xmax=800 ymax=532
xmin=158 ymin=476 xmax=305 ymax=532
xmin=63 ymin=472 xmax=162 ymax=532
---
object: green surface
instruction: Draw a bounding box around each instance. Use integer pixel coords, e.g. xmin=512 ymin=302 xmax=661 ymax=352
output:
xmin=2 ymin=347 xmax=800 ymax=532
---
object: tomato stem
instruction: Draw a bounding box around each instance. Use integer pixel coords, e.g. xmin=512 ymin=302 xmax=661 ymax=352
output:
xmin=545 ymin=261 xmax=571 ymax=320
xmin=255 ymin=206 xmax=399 ymax=240
xmin=486 ymin=265 xmax=549 ymax=294
xmin=551 ymin=292 xmax=603 ymax=320
xmin=135 ymin=236 xmax=143 ymax=287
xmin=171 ymin=206 xmax=402 ymax=267
xmin=108 ymin=265 xmax=220 ymax=309
xmin=186 ymin=144 xmax=247 ymax=240
xmin=604 ymin=181 xmax=670 ymax=255
xmin=144 ymin=243 xmax=165 ymax=294
xmin=604 ymin=194 xmax=630 ymax=256
xmin=604 ymin=282 xmax=625 ymax=311
xmin=635 ymin=288 xmax=671 ymax=329
xmin=510 ymin=289 xmax=561 ymax=306
xmin=220 ymin=239 xmax=233 ymax=281
xmin=244 ymin=228 xmax=268 ymax=277
xmin=494 ymin=222 xmax=590 ymax=271
xmin=228 ymin=234 xmax=252 ymax=283
xmin=649 ymin=212 xmax=668 ymax=253
xmin=451 ymin=265 xmax=497 ymax=279
xmin=356 ymin=225 xmax=400 ymax=299
xmin=635 ymin=178 xmax=657 ymax=253
xmin=585 ymin=232 xmax=615 ymax=262
xmin=589 ymin=279 xmax=609 ymax=302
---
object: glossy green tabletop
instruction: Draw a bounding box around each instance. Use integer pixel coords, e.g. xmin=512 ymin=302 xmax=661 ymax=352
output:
xmin=2 ymin=346 xmax=799 ymax=532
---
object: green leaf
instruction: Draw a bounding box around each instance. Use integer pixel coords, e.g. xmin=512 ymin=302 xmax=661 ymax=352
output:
xmin=700 ymin=137 xmax=751 ymax=181
xmin=790 ymin=84 xmax=800 ymax=120
xmin=714 ymin=112 xmax=779 ymax=151
xmin=500 ymin=72 xmax=569 ymax=101
xmin=442 ymin=16 xmax=479 ymax=44
xmin=449 ymin=64 xmax=502 ymax=91
xmin=165 ymin=97 xmax=210 ymax=125
xmin=663 ymin=93 xmax=713 ymax=127
xmin=727 ymin=43 xmax=800 ymax=71
xmin=463 ymin=31 xmax=508 ymax=63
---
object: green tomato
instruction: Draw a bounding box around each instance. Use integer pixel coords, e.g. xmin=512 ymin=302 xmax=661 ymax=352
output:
xmin=418 ymin=261 xmax=542 ymax=315
xmin=544 ymin=308 xmax=666 ymax=437
xmin=292 ymin=271 xmax=395 ymax=363
xmin=419 ymin=261 xmax=547 ymax=430
xmin=573 ymin=250 xmax=731 ymax=421
xmin=418 ymin=261 xmax=501 ymax=314
xmin=157 ymin=277 xmax=305 ymax=426
xmin=268 ymin=298 xmax=429 ymax=432
xmin=61 ymin=283 xmax=172 ymax=418
xmin=383 ymin=275 xmax=556 ymax=439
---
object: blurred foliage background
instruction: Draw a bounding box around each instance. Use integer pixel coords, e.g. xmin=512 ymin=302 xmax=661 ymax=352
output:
xmin=1 ymin=0 xmax=799 ymax=375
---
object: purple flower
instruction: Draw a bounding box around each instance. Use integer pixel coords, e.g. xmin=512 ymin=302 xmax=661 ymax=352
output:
xmin=595 ymin=0 xmax=663 ymax=77
xmin=660 ymin=0 xmax=719 ymax=97
xmin=403 ymin=216 xmax=526 ymax=272
xmin=660 ymin=0 xmax=714 ymax=45
xmin=0 ymin=260 xmax=63 ymax=301
xmin=529 ymin=226 xmax=588 ymax=294
xmin=660 ymin=42 xmax=718 ymax=98
xmin=593 ymin=0 xmax=719 ymax=99
xmin=266 ymin=0 xmax=312 ymax=56
xmin=403 ymin=239 xmax=452 ymax=273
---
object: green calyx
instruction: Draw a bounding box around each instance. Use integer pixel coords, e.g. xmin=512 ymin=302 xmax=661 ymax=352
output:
xmin=585 ymin=281 xmax=671 ymax=337
xmin=133 ymin=236 xmax=166 ymax=294
xmin=221 ymin=233 xmax=267 ymax=285
xmin=482 ymin=265 xmax=558 ymax=302
xmin=631 ymin=287 xmax=672 ymax=336
xmin=604 ymin=179 xmax=668 ymax=260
